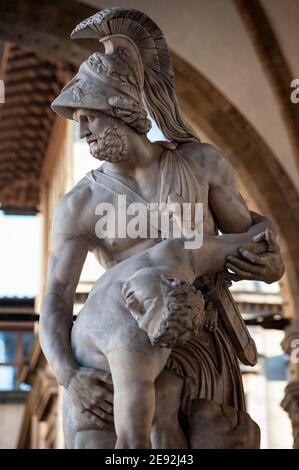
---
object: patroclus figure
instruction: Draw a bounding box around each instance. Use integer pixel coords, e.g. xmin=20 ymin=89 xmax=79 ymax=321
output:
xmin=40 ymin=7 xmax=285 ymax=449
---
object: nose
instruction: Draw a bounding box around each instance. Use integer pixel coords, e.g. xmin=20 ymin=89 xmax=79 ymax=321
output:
xmin=78 ymin=117 xmax=91 ymax=139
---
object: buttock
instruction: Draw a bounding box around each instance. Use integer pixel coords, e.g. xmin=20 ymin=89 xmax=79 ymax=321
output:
xmin=71 ymin=320 xmax=154 ymax=367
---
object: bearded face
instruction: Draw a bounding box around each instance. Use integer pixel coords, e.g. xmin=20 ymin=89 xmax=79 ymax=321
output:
xmin=89 ymin=119 xmax=128 ymax=162
xmin=74 ymin=109 xmax=128 ymax=162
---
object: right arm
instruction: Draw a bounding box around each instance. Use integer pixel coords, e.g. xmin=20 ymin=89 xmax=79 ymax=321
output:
xmin=39 ymin=194 xmax=113 ymax=428
xmin=39 ymin=232 xmax=89 ymax=388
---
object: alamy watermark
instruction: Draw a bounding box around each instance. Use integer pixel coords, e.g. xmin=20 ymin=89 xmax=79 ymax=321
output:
xmin=0 ymin=79 xmax=4 ymax=103
xmin=94 ymin=196 xmax=203 ymax=249
xmin=290 ymin=79 xmax=299 ymax=104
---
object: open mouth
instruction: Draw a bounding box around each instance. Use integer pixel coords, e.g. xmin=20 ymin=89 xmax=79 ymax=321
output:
xmin=89 ymin=139 xmax=97 ymax=147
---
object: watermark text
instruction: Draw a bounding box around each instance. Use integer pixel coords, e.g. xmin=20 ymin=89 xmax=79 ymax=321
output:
xmin=94 ymin=196 xmax=203 ymax=249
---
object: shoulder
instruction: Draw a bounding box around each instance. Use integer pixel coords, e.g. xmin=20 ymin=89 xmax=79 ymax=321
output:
xmin=53 ymin=175 xmax=93 ymax=237
xmin=56 ymin=175 xmax=92 ymax=216
xmin=177 ymin=142 xmax=235 ymax=186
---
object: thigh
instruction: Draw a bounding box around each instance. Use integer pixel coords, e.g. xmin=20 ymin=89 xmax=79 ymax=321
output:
xmin=107 ymin=349 xmax=163 ymax=448
xmin=152 ymin=369 xmax=188 ymax=449
xmin=107 ymin=346 xmax=170 ymax=386
xmin=62 ymin=389 xmax=116 ymax=449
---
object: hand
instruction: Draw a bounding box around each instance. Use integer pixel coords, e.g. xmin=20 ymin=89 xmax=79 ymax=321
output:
xmin=225 ymin=229 xmax=285 ymax=284
xmin=67 ymin=367 xmax=114 ymax=430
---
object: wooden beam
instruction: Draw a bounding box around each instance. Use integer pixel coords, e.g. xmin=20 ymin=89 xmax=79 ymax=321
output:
xmin=0 ymin=41 xmax=10 ymax=79
xmin=41 ymin=116 xmax=67 ymax=184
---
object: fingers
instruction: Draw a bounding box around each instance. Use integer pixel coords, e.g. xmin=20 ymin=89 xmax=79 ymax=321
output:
xmin=80 ymin=366 xmax=113 ymax=386
xmin=102 ymin=389 xmax=113 ymax=405
xmin=238 ymin=249 xmax=264 ymax=265
xmin=95 ymin=387 xmax=113 ymax=405
xmin=94 ymin=369 xmax=113 ymax=385
xmin=265 ymin=228 xmax=273 ymax=243
xmin=89 ymin=406 xmax=114 ymax=424
xmin=252 ymin=228 xmax=279 ymax=253
xmin=265 ymin=228 xmax=278 ymax=253
xmin=97 ymin=400 xmax=113 ymax=415
xmin=252 ymin=230 xmax=266 ymax=243
xmin=226 ymin=255 xmax=262 ymax=273
xmin=81 ymin=393 xmax=113 ymax=415
xmin=83 ymin=410 xmax=113 ymax=430
xmin=224 ymin=271 xmax=243 ymax=282
xmin=87 ymin=384 xmax=113 ymax=405
xmin=225 ymin=262 xmax=261 ymax=280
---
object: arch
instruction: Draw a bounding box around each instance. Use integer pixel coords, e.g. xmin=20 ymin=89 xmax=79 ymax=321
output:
xmin=234 ymin=0 xmax=299 ymax=172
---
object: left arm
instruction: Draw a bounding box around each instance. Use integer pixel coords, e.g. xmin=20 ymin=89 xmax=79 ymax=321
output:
xmin=202 ymin=144 xmax=285 ymax=283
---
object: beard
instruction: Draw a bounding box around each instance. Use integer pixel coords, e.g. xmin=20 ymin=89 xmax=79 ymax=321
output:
xmin=89 ymin=124 xmax=128 ymax=162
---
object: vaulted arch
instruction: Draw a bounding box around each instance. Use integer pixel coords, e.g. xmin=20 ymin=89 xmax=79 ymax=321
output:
xmin=234 ymin=0 xmax=299 ymax=172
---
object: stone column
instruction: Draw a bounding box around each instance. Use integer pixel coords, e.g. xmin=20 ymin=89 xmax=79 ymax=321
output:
xmin=281 ymin=319 xmax=299 ymax=448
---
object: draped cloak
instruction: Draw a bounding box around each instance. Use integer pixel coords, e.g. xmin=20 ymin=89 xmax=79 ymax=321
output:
xmin=153 ymin=145 xmax=245 ymax=414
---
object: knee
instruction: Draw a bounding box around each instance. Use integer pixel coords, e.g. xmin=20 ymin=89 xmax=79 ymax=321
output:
xmin=114 ymin=396 xmax=153 ymax=449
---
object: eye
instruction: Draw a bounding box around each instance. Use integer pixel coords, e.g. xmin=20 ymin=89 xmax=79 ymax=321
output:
xmin=87 ymin=116 xmax=96 ymax=123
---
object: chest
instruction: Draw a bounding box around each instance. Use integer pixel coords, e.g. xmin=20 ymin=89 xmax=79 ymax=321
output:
xmin=88 ymin=181 xmax=215 ymax=268
xmin=86 ymin=185 xmax=159 ymax=266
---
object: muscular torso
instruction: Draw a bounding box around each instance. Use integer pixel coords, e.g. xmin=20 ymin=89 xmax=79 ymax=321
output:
xmin=57 ymin=142 xmax=222 ymax=271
